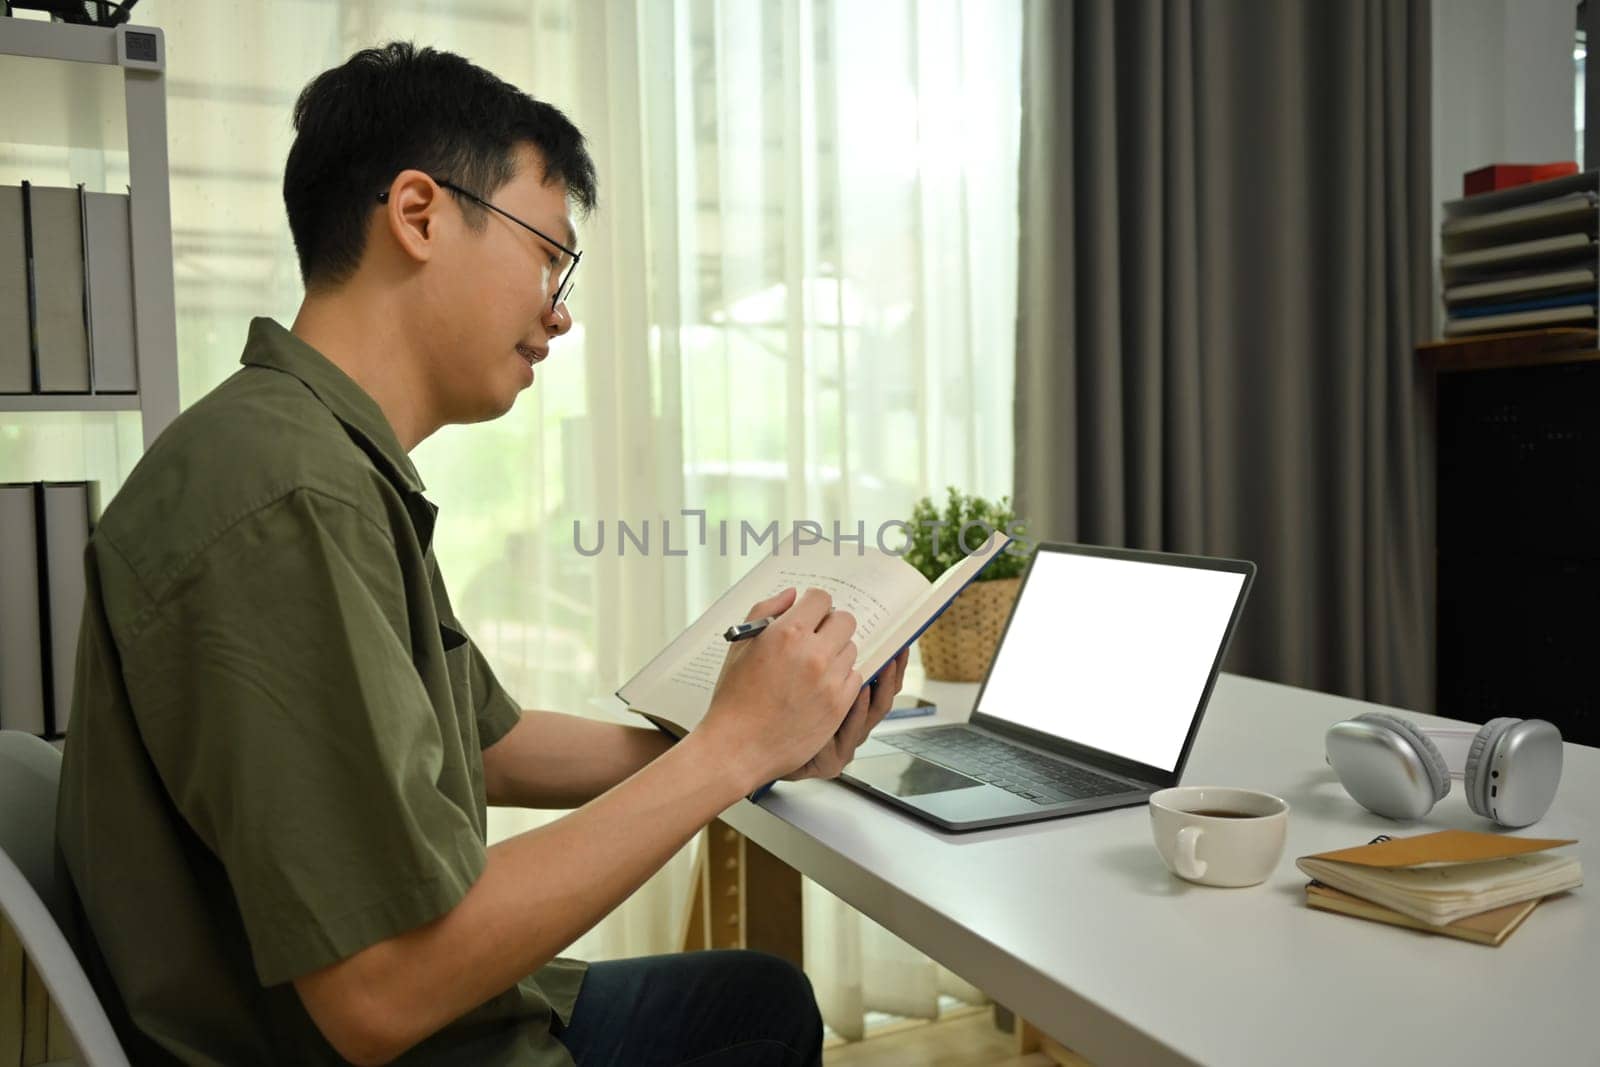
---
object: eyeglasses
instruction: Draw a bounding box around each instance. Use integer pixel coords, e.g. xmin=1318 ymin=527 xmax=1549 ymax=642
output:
xmin=377 ymin=178 xmax=581 ymax=310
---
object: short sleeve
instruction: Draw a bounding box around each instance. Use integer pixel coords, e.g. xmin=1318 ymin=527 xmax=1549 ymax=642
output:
xmin=118 ymin=488 xmax=488 ymax=987
xmin=465 ymin=637 xmax=523 ymax=748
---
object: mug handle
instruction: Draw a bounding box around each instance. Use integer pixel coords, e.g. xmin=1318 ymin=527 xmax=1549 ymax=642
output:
xmin=1175 ymin=826 xmax=1207 ymax=880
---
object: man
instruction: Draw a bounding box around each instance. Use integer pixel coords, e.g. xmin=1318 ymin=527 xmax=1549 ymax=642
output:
xmin=57 ymin=42 xmax=908 ymax=1065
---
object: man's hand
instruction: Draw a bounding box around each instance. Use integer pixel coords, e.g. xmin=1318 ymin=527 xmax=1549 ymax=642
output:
xmin=783 ymin=646 xmax=909 ymax=781
xmin=698 ymin=587 xmax=862 ymax=794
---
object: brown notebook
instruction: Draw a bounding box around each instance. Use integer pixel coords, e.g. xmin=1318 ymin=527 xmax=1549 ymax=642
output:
xmin=1305 ymin=882 xmax=1543 ymax=946
xmin=1295 ymin=830 xmax=1581 ymax=927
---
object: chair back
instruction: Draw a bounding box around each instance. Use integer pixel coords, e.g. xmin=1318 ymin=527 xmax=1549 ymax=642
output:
xmin=0 ymin=730 xmax=66 ymax=919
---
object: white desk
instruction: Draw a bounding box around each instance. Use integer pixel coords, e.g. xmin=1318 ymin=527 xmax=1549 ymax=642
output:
xmin=721 ymin=672 xmax=1599 ymax=1067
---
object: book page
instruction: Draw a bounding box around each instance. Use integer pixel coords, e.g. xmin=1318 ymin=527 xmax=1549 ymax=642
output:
xmin=1317 ymin=854 xmax=1578 ymax=899
xmin=617 ymin=535 xmax=930 ymax=734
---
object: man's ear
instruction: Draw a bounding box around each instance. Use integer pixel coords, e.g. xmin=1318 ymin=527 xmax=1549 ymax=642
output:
xmin=378 ymin=169 xmax=446 ymax=267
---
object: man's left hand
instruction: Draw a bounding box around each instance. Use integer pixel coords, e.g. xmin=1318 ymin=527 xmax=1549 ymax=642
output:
xmin=782 ymin=647 xmax=911 ymax=781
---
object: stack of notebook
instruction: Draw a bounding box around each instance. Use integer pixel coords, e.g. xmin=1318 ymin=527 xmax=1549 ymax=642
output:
xmin=1440 ymin=169 xmax=1600 ymax=337
xmin=1296 ymin=831 xmax=1583 ymax=946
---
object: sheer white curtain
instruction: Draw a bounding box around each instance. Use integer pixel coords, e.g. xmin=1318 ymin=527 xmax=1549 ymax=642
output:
xmin=6 ymin=0 xmax=1020 ymax=1037
xmin=570 ymin=2 xmax=1021 ymax=1031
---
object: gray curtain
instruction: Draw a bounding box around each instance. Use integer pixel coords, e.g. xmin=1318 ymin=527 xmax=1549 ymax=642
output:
xmin=1014 ymin=0 xmax=1436 ymax=712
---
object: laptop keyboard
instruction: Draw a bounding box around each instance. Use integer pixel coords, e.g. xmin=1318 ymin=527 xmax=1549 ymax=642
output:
xmin=879 ymin=726 xmax=1134 ymax=805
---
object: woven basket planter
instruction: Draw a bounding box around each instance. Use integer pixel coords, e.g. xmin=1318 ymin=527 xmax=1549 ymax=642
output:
xmin=917 ymin=577 xmax=1021 ymax=682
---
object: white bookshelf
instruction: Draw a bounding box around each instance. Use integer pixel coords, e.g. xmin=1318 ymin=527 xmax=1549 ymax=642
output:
xmin=0 ymin=16 xmax=179 ymax=448
xmin=1 ymin=394 xmax=142 ymax=412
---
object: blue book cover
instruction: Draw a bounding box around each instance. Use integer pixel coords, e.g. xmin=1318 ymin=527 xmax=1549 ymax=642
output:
xmin=1451 ymin=290 xmax=1598 ymax=319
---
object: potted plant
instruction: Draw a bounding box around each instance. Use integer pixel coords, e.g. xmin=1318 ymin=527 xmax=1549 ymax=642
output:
xmin=904 ymin=488 xmax=1031 ymax=682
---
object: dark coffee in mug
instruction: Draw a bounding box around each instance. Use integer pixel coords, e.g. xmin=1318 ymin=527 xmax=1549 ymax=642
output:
xmin=1186 ymin=808 xmax=1260 ymax=819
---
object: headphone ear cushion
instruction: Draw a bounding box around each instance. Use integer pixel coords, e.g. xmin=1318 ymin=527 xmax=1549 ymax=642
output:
xmin=1464 ymin=717 xmax=1521 ymax=818
xmin=1354 ymin=712 xmax=1450 ymax=802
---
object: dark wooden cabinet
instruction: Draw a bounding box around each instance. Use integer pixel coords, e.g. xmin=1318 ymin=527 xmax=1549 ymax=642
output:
xmin=1435 ymin=353 xmax=1600 ymax=746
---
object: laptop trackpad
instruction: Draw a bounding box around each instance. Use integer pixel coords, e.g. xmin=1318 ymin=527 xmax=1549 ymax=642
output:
xmin=846 ymin=753 xmax=983 ymax=797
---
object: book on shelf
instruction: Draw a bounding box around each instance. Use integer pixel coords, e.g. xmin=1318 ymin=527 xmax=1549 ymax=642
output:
xmin=29 ymin=184 xmax=91 ymax=395
xmin=0 ymin=484 xmax=48 ymax=735
xmin=40 ymin=482 xmax=96 ymax=736
xmin=1304 ymin=883 xmax=1542 ymax=946
xmin=1443 ymin=266 xmax=1596 ymax=304
xmin=1441 ymin=233 xmax=1596 ymax=276
xmin=1443 ymin=303 xmax=1596 ymax=336
xmin=0 ymin=481 xmax=98 ymax=738
xmin=1449 ymin=291 xmax=1597 ymax=319
xmin=1442 ymin=169 xmax=1599 ymax=220
xmin=618 ymin=531 xmax=1012 ymax=738
xmin=1463 ymin=162 xmax=1580 ymax=197
xmin=1439 ymin=191 xmax=1598 ymax=243
xmin=0 ymin=186 xmax=29 ymax=394
xmin=83 ymin=190 xmax=139 ymax=394
xmin=1295 ymin=830 xmax=1582 ymax=929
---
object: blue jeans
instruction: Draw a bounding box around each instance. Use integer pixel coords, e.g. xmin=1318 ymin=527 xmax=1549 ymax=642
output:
xmin=553 ymin=950 xmax=823 ymax=1067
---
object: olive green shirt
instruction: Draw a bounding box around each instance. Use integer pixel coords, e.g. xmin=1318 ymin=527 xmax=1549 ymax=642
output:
xmin=55 ymin=318 xmax=585 ymax=1065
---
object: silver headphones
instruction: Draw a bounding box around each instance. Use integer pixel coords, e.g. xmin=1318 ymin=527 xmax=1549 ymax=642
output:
xmin=1325 ymin=712 xmax=1564 ymax=829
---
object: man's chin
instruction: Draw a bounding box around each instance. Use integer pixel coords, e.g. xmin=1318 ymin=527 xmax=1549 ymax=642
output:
xmin=487 ymin=390 xmax=523 ymax=420
xmin=452 ymin=392 xmax=521 ymax=426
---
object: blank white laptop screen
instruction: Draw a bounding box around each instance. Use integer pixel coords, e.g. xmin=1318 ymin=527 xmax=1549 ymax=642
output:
xmin=974 ymin=550 xmax=1247 ymax=772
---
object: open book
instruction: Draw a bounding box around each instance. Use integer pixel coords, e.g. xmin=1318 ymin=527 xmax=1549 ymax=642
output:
xmin=617 ymin=531 xmax=1012 ymax=737
xmin=1295 ymin=831 xmax=1582 ymax=928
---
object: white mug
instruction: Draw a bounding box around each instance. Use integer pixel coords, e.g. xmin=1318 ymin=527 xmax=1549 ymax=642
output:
xmin=1148 ymin=786 xmax=1289 ymax=888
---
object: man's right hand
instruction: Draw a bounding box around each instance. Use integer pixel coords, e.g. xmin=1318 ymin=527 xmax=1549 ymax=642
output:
xmin=698 ymin=587 xmax=862 ymax=794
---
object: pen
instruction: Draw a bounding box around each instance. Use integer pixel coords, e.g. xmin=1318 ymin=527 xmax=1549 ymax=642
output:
xmin=724 ymin=616 xmax=775 ymax=642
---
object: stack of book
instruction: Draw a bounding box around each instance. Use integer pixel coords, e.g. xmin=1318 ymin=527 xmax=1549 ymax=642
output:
xmin=1440 ymin=169 xmax=1600 ymax=337
xmin=0 ymin=181 xmax=139 ymax=395
xmin=1297 ymin=831 xmax=1583 ymax=946
xmin=0 ymin=482 xmax=98 ymax=740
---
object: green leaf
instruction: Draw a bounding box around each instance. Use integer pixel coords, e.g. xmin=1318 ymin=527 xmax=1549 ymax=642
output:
xmin=902 ymin=486 xmax=1033 ymax=581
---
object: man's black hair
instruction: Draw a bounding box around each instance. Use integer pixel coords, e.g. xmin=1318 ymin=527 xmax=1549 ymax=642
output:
xmin=284 ymin=41 xmax=598 ymax=289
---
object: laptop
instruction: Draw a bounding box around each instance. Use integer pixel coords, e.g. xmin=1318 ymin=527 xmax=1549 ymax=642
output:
xmin=839 ymin=542 xmax=1256 ymax=831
